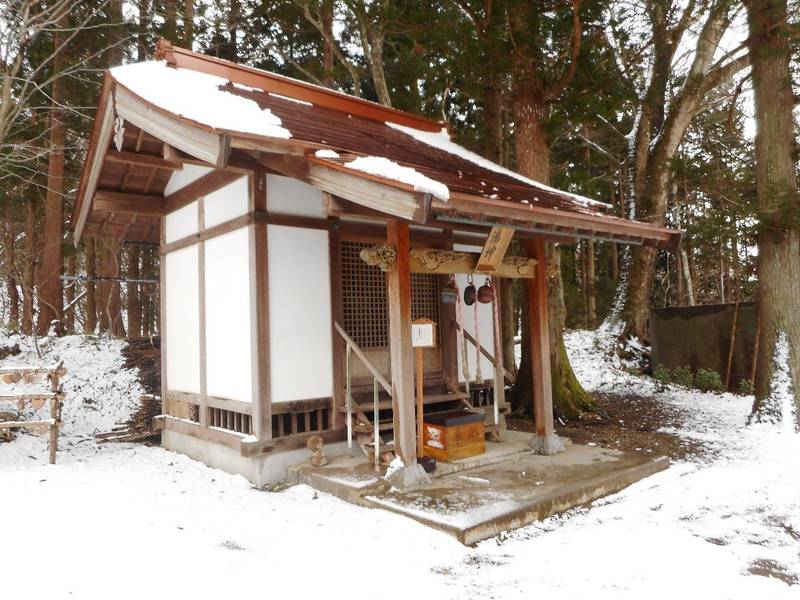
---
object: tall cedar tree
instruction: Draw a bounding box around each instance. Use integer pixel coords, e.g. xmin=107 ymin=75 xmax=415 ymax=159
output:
xmin=746 ymin=0 xmax=800 ymax=424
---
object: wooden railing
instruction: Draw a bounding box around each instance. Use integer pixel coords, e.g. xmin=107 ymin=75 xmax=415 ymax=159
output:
xmin=0 ymin=362 xmax=65 ymax=464
xmin=333 ymin=321 xmax=391 ymax=469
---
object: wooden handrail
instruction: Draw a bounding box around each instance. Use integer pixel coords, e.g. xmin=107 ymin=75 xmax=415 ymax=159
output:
xmin=333 ymin=322 xmax=392 ymax=395
xmin=454 ymin=321 xmax=516 ymax=383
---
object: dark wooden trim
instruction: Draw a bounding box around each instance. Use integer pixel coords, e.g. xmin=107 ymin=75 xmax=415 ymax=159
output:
xmin=436 ymin=193 xmax=680 ymax=251
xmin=94 ymin=190 xmax=165 ymax=217
xmin=159 ymin=41 xmax=443 ymax=133
xmin=197 ymin=197 xmax=208 ymax=430
xmin=240 ymin=428 xmax=345 ymax=458
xmin=251 ymin=170 xmax=272 ymax=440
xmin=162 ymin=210 xmax=331 ymax=255
xmin=166 ymin=390 xmax=254 ymax=415
xmin=159 ymin=216 xmax=169 ymax=414
xmin=386 ymin=220 xmax=416 ymax=465
xmin=271 ymin=396 xmax=332 ymax=415
xmin=526 ymin=238 xmax=555 ymax=438
xmin=105 ymin=149 xmax=181 ymax=170
xmin=164 ymin=169 xmax=243 ymax=213
xmin=328 ymin=217 xmax=345 ymax=430
xmin=266 ymin=212 xmax=329 ymax=230
xmin=158 ymin=415 xmax=245 ymax=451
xmin=439 ymin=236 xmax=459 ymax=392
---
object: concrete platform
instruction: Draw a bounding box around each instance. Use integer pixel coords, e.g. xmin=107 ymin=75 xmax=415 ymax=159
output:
xmin=287 ymin=431 xmax=668 ymax=545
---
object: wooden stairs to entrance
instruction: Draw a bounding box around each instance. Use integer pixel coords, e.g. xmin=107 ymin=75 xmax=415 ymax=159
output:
xmin=341 ymin=382 xmax=477 ymax=462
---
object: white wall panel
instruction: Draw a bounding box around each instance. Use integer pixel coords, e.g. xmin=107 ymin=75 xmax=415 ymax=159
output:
xmin=454 ymin=244 xmax=495 ymax=383
xmin=204 ymin=227 xmax=253 ymax=403
xmin=268 ymin=225 xmax=333 ymax=402
xmin=204 ymin=176 xmax=249 ymax=229
xmin=165 ymin=201 xmax=198 ymax=243
xmin=164 ymin=163 xmax=214 ymax=196
xmin=165 ymin=246 xmax=200 ymax=393
xmin=267 ymin=174 xmax=325 ymax=218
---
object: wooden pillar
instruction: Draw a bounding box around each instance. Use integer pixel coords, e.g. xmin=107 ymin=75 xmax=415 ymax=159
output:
xmin=250 ymin=170 xmax=271 ymax=440
xmin=328 ymin=215 xmax=345 ymax=429
xmin=386 ymin=220 xmax=416 ymax=466
xmin=525 ymin=237 xmax=561 ymax=452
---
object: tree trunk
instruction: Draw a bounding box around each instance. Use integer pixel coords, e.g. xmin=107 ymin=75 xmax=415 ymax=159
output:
xmin=746 ymin=0 xmax=800 ymax=425
xmin=98 ymin=238 xmax=126 ymax=337
xmin=484 ymin=70 xmax=503 ymax=165
xmin=511 ymin=82 xmax=596 ymax=420
xmin=584 ymin=239 xmax=596 ymax=328
xmin=500 ymin=277 xmax=518 ymax=380
xmin=127 ymin=246 xmax=142 ymax=337
xmin=163 ymin=0 xmax=177 ymax=44
xmin=137 ymin=0 xmax=151 ymax=60
xmin=63 ymin=252 xmax=76 ymax=332
xmin=84 ymin=238 xmax=97 ymax=334
xmin=3 ymin=206 xmax=19 ymax=330
xmin=22 ymin=199 xmax=35 ymax=335
xmin=184 ymin=0 xmax=194 ymax=47
xmin=321 ymin=0 xmax=334 ymax=87
xmin=37 ymin=14 xmax=67 ymax=335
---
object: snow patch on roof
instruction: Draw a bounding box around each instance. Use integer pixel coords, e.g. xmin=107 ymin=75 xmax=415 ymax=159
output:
xmin=110 ymin=61 xmax=291 ymax=139
xmin=269 ymin=92 xmax=313 ymax=106
xmin=315 ymin=149 xmax=340 ymax=159
xmin=387 ymin=123 xmax=610 ymax=210
xmin=344 ymin=155 xmax=449 ymax=201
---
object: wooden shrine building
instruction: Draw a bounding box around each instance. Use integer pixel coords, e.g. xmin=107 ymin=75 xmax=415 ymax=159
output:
xmin=72 ymin=40 xmax=680 ymax=487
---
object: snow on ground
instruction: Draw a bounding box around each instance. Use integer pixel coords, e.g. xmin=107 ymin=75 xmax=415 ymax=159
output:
xmin=1 ymin=326 xmax=799 ymax=599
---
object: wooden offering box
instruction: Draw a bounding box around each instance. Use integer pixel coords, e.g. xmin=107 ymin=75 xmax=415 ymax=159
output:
xmin=423 ymin=409 xmax=485 ymax=462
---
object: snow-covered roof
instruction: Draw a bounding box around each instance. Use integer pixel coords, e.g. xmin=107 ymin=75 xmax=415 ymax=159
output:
xmin=73 ymin=41 xmax=681 ymax=250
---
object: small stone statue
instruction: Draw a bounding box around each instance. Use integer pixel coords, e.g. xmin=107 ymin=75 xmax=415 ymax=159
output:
xmin=306 ymin=434 xmax=328 ymax=467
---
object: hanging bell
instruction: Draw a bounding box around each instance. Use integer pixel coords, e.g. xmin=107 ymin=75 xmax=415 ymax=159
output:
xmin=441 ymin=274 xmax=459 ymax=304
xmin=463 ymin=275 xmax=477 ymax=306
xmin=477 ymin=277 xmax=495 ymax=304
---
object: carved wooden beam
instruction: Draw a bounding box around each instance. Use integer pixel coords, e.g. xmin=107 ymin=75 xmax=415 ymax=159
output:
xmin=360 ymin=245 xmax=536 ymax=278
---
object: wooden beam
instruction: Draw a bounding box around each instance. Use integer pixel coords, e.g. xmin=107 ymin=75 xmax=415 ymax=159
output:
xmin=94 ymin=190 xmax=165 ymax=216
xmin=250 ymin=170 xmax=272 ymax=440
xmin=114 ymin=85 xmax=222 ymax=165
xmin=159 ymin=40 xmax=443 ymax=133
xmin=74 ymin=86 xmax=115 ymax=243
xmin=164 ymin=169 xmax=242 ymax=213
xmin=240 ymin=428 xmax=345 ymax=458
xmin=308 ymin=161 xmax=421 ymax=222
xmin=104 ymin=149 xmax=182 ymax=170
xmin=526 ymin=238 xmax=555 ymax=440
xmin=386 ymin=220 xmax=416 ymax=466
xmin=476 ymin=226 xmax=514 ymax=272
xmin=360 ymin=245 xmax=536 ymax=279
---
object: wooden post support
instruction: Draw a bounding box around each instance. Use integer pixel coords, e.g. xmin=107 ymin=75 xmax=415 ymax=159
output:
xmin=525 ymin=237 xmax=565 ymax=455
xmin=416 ymin=347 xmax=424 ymax=459
xmin=250 ymin=170 xmax=272 ymax=440
xmin=386 ymin=220 xmax=416 ymax=467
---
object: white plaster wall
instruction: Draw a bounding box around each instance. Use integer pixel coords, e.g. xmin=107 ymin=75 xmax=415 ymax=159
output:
xmin=454 ymin=244 xmax=495 ymax=383
xmin=267 ymin=174 xmax=325 ymax=218
xmin=164 ymin=163 xmax=214 ymax=196
xmin=267 ymin=224 xmax=333 ymax=402
xmin=165 ymin=245 xmax=201 ymax=393
xmin=165 ymin=201 xmax=198 ymax=243
xmin=204 ymin=227 xmax=253 ymax=402
xmin=204 ymin=175 xmax=249 ymax=229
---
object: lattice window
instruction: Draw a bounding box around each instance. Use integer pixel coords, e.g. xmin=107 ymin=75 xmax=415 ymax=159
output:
xmin=341 ymin=240 xmax=440 ymax=348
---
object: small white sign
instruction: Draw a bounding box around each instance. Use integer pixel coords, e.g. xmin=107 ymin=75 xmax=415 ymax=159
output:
xmin=412 ymin=321 xmax=436 ymax=348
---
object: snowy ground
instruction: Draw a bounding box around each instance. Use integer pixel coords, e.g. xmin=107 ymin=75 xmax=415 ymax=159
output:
xmin=1 ymin=327 xmax=799 ymax=599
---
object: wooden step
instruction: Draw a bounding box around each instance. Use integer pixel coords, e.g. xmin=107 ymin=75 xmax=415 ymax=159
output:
xmin=340 ymin=392 xmax=469 ymax=413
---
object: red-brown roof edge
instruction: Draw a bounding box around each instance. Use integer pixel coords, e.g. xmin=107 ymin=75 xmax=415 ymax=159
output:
xmin=154 ymin=39 xmax=444 ymax=134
